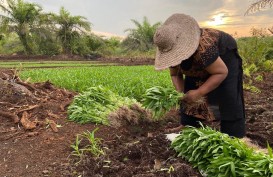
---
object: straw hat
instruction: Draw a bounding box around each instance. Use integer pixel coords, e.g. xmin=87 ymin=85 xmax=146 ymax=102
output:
xmin=154 ymin=13 xmax=201 ymax=70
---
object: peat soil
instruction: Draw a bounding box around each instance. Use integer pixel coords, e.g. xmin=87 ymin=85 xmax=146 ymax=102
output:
xmin=0 ymin=66 xmax=272 ymax=177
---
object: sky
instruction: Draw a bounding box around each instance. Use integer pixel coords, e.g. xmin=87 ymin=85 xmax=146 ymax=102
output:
xmin=17 ymin=0 xmax=273 ymax=37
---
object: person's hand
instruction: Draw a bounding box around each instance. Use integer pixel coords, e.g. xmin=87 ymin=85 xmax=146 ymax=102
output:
xmin=182 ymin=89 xmax=203 ymax=104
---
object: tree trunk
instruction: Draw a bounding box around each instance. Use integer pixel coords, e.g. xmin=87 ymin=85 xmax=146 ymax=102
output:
xmin=19 ymin=33 xmax=33 ymax=55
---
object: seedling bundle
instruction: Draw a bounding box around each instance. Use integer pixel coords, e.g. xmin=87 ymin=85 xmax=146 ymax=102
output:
xmin=68 ymin=86 xmax=138 ymax=125
xmin=142 ymin=86 xmax=183 ymax=119
xmin=171 ymin=126 xmax=273 ymax=177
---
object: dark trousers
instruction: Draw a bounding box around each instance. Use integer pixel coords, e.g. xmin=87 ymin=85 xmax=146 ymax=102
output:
xmin=180 ymin=106 xmax=246 ymax=138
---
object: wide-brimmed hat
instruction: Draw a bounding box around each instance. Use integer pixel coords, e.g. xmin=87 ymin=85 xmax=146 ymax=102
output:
xmin=154 ymin=13 xmax=201 ymax=70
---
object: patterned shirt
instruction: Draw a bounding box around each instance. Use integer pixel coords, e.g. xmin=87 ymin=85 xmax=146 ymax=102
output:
xmin=180 ymin=28 xmax=238 ymax=121
xmin=181 ymin=28 xmax=237 ymax=79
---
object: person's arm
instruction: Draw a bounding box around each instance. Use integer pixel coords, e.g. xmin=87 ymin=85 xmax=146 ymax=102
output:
xmin=169 ymin=66 xmax=184 ymax=93
xmin=198 ymin=57 xmax=228 ymax=96
xmin=183 ymin=57 xmax=228 ymax=103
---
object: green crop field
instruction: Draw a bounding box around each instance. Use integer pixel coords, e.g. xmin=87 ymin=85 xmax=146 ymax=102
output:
xmin=0 ymin=60 xmax=116 ymax=68
xmin=19 ymin=65 xmax=172 ymax=101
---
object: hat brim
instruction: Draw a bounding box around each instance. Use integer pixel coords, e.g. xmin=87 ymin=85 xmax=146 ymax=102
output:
xmin=154 ymin=14 xmax=200 ymax=70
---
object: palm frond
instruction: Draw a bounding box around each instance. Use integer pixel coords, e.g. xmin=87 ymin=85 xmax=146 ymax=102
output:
xmin=123 ymin=16 xmax=161 ymax=51
xmin=245 ymin=0 xmax=273 ymax=15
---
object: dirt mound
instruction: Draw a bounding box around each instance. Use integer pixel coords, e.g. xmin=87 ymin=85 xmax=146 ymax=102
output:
xmin=0 ymin=69 xmax=75 ymax=134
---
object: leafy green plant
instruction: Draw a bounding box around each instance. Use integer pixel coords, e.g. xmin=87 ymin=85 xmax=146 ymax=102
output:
xmin=68 ymin=86 xmax=138 ymax=124
xmin=71 ymin=135 xmax=83 ymax=158
xmin=123 ymin=16 xmax=161 ymax=52
xmin=70 ymin=128 xmax=104 ymax=163
xmin=237 ymin=35 xmax=273 ymax=73
xmin=142 ymin=86 xmax=183 ymax=119
xmin=243 ymin=63 xmax=263 ymax=93
xmin=243 ymin=83 xmax=261 ymax=93
xmin=171 ymin=126 xmax=273 ymax=177
xmin=50 ymin=6 xmax=91 ymax=54
xmin=0 ymin=0 xmax=51 ymax=54
xmin=262 ymin=60 xmax=273 ymax=71
xmin=81 ymin=128 xmax=104 ymax=157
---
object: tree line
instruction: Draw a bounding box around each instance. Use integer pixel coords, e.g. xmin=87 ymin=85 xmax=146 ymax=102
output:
xmin=0 ymin=0 xmax=160 ymax=57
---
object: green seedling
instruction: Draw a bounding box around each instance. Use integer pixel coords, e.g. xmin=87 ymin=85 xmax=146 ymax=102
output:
xmin=70 ymin=135 xmax=83 ymax=158
xmin=81 ymin=128 xmax=104 ymax=158
xmin=70 ymin=128 xmax=105 ymax=165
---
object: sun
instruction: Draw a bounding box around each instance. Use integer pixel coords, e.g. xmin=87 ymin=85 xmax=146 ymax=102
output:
xmin=207 ymin=14 xmax=225 ymax=26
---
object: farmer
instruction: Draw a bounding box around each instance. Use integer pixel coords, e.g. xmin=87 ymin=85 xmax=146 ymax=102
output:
xmin=153 ymin=13 xmax=245 ymax=138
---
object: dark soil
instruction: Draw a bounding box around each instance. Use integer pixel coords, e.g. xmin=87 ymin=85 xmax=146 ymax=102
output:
xmin=0 ymin=63 xmax=272 ymax=177
xmin=244 ymin=73 xmax=273 ymax=147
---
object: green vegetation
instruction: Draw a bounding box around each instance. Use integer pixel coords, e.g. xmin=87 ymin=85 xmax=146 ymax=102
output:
xmin=68 ymin=86 xmax=137 ymax=124
xmin=71 ymin=134 xmax=83 ymax=158
xmin=71 ymin=128 xmax=104 ymax=163
xmin=0 ymin=0 xmax=160 ymax=57
xmin=0 ymin=0 xmax=47 ymax=54
xmin=142 ymin=86 xmax=183 ymax=119
xmin=80 ymin=128 xmax=105 ymax=157
xmin=237 ymin=29 xmax=273 ymax=92
xmin=123 ymin=16 xmax=161 ymax=52
xmin=19 ymin=65 xmax=172 ymax=101
xmin=237 ymin=34 xmax=273 ymax=72
xmin=0 ymin=33 xmax=24 ymax=54
xmin=0 ymin=60 xmax=115 ymax=68
xmin=171 ymin=126 xmax=273 ymax=177
xmin=50 ymin=7 xmax=91 ymax=54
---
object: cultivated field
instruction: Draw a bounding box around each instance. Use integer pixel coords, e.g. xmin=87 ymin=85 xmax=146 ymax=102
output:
xmin=0 ymin=59 xmax=272 ymax=177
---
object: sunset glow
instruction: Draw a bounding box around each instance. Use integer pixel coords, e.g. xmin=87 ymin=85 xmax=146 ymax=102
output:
xmin=207 ymin=14 xmax=225 ymax=26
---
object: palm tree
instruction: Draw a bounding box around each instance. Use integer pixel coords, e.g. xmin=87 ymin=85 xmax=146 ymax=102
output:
xmin=0 ymin=0 xmax=46 ymax=54
xmin=123 ymin=16 xmax=161 ymax=51
xmin=50 ymin=7 xmax=91 ymax=54
xmin=245 ymin=0 xmax=273 ymax=15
